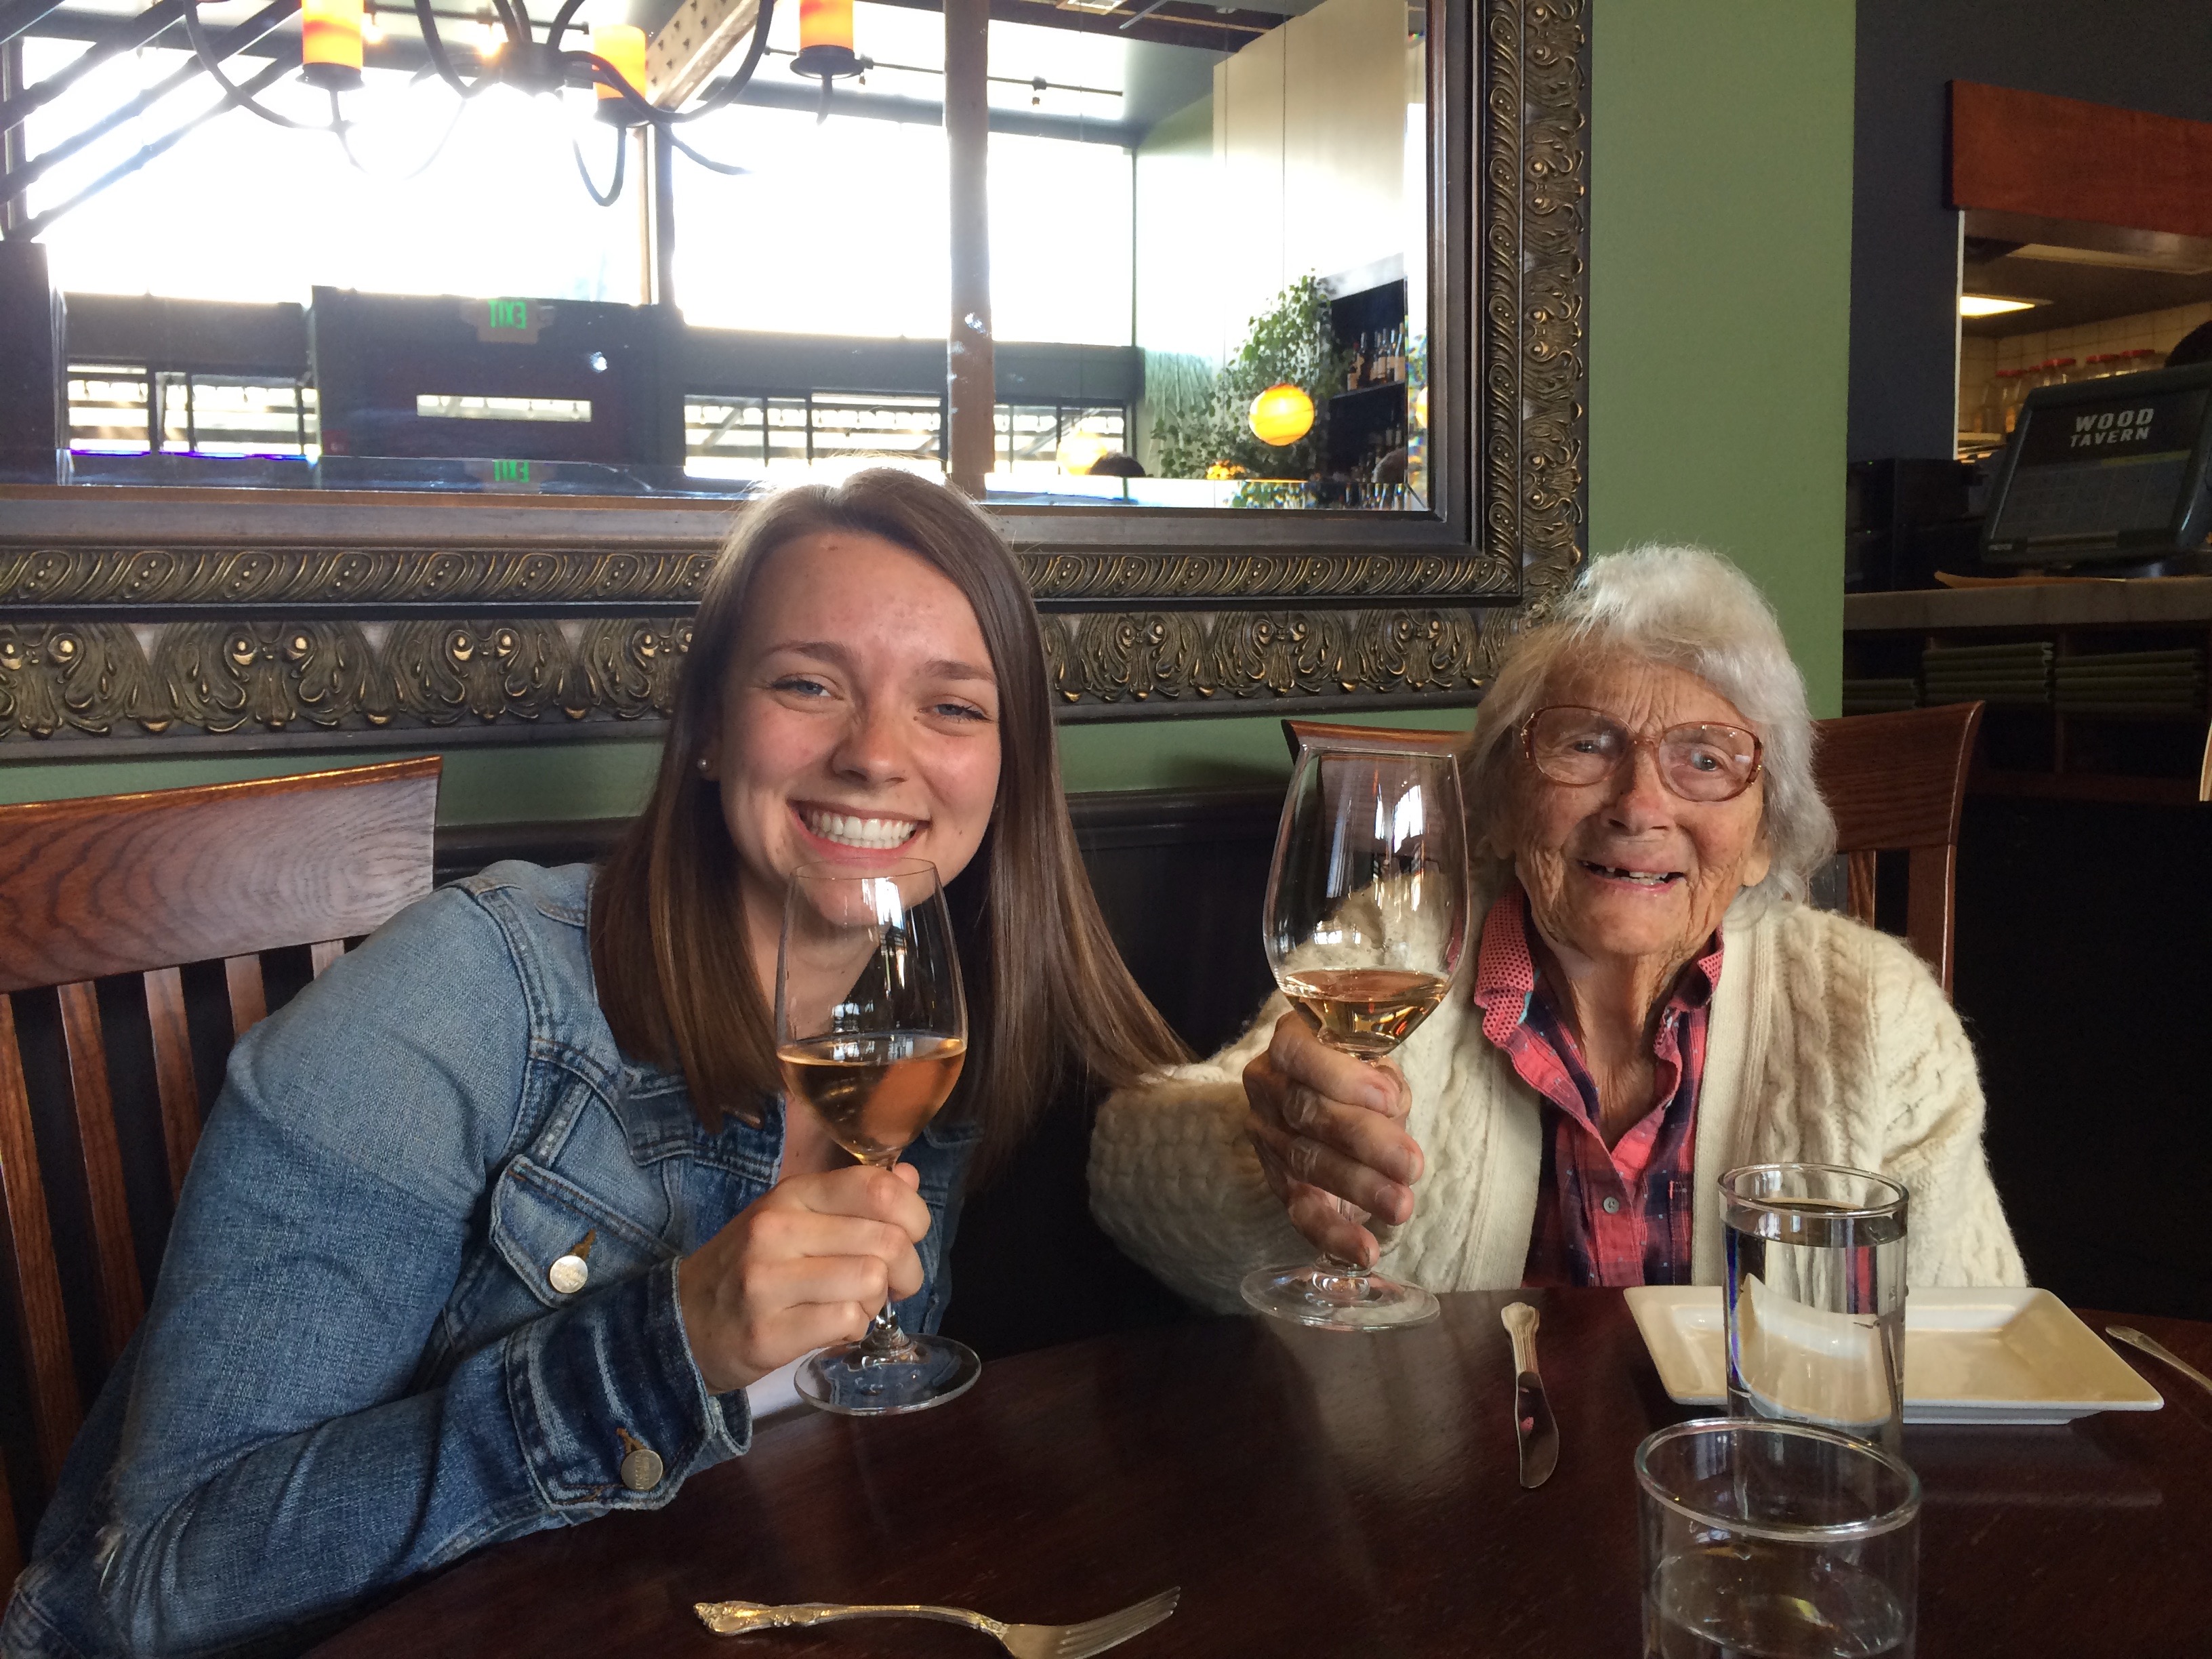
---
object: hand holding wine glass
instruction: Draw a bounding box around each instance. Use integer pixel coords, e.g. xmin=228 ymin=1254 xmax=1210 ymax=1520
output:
xmin=776 ymin=857 xmax=981 ymax=1414
xmin=676 ymin=1161 xmax=932 ymax=1395
xmin=1240 ymin=746 xmax=1467 ymax=1331
xmin=1242 ymin=1014 xmax=1425 ymax=1267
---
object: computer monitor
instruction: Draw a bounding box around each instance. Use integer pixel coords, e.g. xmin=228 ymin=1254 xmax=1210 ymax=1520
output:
xmin=1981 ymin=361 xmax=2212 ymax=569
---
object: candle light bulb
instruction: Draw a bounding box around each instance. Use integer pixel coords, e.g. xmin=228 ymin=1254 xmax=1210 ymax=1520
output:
xmin=593 ymin=24 xmax=647 ymax=101
xmin=792 ymin=0 xmax=862 ymax=81
xmin=301 ymin=0 xmax=365 ymax=88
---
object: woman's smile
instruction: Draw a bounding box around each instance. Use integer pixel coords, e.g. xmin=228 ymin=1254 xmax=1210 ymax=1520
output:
xmin=792 ymin=800 xmax=926 ymax=855
xmin=1574 ymin=859 xmax=1685 ymax=891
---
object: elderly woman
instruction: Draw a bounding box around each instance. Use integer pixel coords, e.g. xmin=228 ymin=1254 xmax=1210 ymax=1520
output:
xmin=1090 ymin=544 xmax=2025 ymax=1305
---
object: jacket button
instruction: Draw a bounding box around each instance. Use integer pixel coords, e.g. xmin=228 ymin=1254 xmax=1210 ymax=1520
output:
xmin=620 ymin=1446 xmax=665 ymax=1492
xmin=548 ymin=1228 xmax=598 ymax=1295
xmin=548 ymin=1253 xmax=590 ymax=1294
xmin=1601 ymin=1196 xmax=1622 ymax=1215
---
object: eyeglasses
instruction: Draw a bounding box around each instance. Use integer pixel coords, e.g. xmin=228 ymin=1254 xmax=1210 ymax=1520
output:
xmin=1519 ymin=705 xmax=1764 ymax=802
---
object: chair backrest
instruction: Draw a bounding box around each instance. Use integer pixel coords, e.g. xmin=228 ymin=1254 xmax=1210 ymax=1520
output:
xmin=1811 ymin=702 xmax=1982 ymax=997
xmin=1281 ymin=718 xmax=1471 ymax=761
xmin=0 ymin=758 xmax=439 ymax=1584
xmin=1282 ymin=702 xmax=1983 ymax=995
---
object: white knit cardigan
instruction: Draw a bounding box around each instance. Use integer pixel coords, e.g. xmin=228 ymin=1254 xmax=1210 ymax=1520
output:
xmin=1089 ymin=888 xmax=2027 ymax=1313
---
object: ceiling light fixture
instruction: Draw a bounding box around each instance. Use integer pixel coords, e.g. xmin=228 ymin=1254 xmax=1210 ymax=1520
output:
xmin=1249 ymin=382 xmax=1315 ymax=447
xmin=1959 ymin=294 xmax=2043 ymax=318
xmin=176 ymin=0 xmax=794 ymax=205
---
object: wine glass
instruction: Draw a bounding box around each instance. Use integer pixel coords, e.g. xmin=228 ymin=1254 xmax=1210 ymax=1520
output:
xmin=777 ymin=857 xmax=981 ymax=1414
xmin=1240 ymin=746 xmax=1468 ymax=1331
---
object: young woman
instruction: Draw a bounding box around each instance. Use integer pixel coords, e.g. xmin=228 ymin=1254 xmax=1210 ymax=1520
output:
xmin=5 ymin=470 xmax=1185 ymax=1658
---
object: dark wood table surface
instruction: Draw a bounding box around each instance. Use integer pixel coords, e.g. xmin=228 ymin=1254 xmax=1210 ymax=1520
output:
xmin=314 ymin=1290 xmax=2212 ymax=1658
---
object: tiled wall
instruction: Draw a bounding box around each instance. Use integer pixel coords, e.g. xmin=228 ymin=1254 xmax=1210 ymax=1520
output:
xmin=1959 ymin=335 xmax=1999 ymax=435
xmin=1957 ymin=299 xmax=2212 ymax=441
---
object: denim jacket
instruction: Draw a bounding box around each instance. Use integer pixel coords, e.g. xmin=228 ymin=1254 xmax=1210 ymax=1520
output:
xmin=2 ymin=862 xmax=979 ymax=1658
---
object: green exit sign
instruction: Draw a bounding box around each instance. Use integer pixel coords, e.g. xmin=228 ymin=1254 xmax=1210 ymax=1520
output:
xmin=493 ymin=459 xmax=531 ymax=482
xmin=466 ymin=296 xmax=551 ymax=343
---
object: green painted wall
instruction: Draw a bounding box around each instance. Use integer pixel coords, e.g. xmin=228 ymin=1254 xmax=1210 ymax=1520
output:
xmin=0 ymin=3 xmax=1855 ymax=814
xmin=0 ymin=712 xmax=1481 ymax=821
xmin=1587 ymin=0 xmax=1856 ymax=717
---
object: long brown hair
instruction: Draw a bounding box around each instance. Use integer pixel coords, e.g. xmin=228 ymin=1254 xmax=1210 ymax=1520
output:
xmin=591 ymin=469 xmax=1187 ymax=1174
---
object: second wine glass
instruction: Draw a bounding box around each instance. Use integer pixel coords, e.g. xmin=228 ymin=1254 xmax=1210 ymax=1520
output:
xmin=1241 ymin=746 xmax=1469 ymax=1331
xmin=776 ymin=857 xmax=981 ymax=1414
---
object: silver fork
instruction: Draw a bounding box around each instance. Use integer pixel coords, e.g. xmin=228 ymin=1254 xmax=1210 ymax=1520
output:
xmin=695 ymin=1586 xmax=1180 ymax=1658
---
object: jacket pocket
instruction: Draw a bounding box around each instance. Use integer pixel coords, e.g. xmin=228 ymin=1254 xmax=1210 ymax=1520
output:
xmin=489 ymin=1155 xmax=674 ymax=1312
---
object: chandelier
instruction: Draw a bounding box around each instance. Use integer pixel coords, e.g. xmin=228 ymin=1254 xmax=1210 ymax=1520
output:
xmin=173 ymin=0 xmax=870 ymax=203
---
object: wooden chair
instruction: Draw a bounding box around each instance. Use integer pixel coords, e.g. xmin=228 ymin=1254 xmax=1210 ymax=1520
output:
xmin=0 ymin=758 xmax=438 ymax=1584
xmin=1811 ymin=702 xmax=1982 ymax=997
xmin=1282 ymin=701 xmax=1984 ymax=996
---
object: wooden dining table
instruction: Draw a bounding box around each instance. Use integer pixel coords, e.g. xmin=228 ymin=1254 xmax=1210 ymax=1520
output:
xmin=313 ymin=1290 xmax=2212 ymax=1657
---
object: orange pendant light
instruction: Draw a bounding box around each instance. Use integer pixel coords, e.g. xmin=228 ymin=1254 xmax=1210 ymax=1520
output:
xmin=593 ymin=24 xmax=649 ymax=112
xmin=301 ymin=0 xmax=365 ymax=89
xmin=1249 ymin=382 xmax=1315 ymax=447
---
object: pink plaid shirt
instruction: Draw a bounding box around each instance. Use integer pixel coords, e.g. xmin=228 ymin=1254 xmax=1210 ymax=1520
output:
xmin=1469 ymin=884 xmax=1723 ymax=1288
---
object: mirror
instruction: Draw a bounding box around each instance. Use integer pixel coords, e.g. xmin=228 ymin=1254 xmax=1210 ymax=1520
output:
xmin=9 ymin=0 xmax=1429 ymax=511
xmin=0 ymin=0 xmax=1588 ymax=749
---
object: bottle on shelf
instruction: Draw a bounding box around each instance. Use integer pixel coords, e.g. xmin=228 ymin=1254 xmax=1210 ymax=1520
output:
xmin=2049 ymin=356 xmax=2079 ymax=384
xmin=1979 ymin=369 xmax=2013 ymax=437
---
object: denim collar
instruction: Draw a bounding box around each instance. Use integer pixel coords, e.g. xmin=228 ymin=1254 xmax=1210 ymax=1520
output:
xmin=607 ymin=1057 xmax=783 ymax=1183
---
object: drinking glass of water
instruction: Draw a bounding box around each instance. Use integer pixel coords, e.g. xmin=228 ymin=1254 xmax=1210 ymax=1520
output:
xmin=1723 ymin=1163 xmax=1909 ymax=1458
xmin=1636 ymin=1418 xmax=1919 ymax=1659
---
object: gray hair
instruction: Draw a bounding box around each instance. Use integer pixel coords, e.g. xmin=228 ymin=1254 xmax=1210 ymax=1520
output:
xmin=1463 ymin=543 xmax=1835 ymax=917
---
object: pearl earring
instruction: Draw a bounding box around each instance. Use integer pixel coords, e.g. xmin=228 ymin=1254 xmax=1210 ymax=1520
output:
xmin=696 ymin=757 xmax=711 ymax=775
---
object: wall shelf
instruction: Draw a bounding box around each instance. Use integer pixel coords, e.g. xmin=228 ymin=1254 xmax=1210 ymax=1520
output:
xmin=1845 ymin=582 xmax=2212 ymax=802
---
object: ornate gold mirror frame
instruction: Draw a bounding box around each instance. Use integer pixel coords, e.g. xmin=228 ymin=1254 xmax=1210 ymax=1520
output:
xmin=0 ymin=0 xmax=1585 ymax=754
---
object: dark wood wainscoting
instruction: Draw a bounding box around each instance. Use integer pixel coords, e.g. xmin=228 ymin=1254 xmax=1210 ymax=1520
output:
xmin=432 ymin=785 xmax=2212 ymax=1337
xmin=1954 ymin=796 xmax=2212 ymax=1323
xmin=436 ymin=788 xmax=1283 ymax=1357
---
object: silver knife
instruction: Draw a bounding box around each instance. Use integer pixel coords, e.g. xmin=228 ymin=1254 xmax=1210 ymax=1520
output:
xmin=2108 ymin=1325 xmax=2212 ymax=1401
xmin=1502 ymin=1301 xmax=1559 ymax=1489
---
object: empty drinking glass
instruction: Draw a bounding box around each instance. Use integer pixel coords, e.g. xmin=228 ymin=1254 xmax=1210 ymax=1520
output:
xmin=1637 ymin=1418 xmax=1920 ymax=1659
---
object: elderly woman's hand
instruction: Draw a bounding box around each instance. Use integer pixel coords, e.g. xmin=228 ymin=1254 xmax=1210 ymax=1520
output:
xmin=1243 ymin=1012 xmax=1425 ymax=1267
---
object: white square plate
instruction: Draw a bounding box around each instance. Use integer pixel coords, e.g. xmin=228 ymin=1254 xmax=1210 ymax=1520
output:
xmin=1623 ymin=1286 xmax=2165 ymax=1425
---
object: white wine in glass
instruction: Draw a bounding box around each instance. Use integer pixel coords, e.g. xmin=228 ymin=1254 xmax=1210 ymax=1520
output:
xmin=1242 ymin=747 xmax=1468 ymax=1331
xmin=777 ymin=858 xmax=981 ymax=1414
xmin=779 ymin=1032 xmax=970 ymax=1164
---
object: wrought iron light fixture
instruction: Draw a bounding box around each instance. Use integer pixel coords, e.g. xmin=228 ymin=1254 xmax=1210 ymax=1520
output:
xmin=176 ymin=0 xmax=827 ymax=204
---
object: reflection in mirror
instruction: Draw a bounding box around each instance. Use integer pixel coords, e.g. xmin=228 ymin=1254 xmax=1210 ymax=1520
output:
xmin=2 ymin=0 xmax=1427 ymax=509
